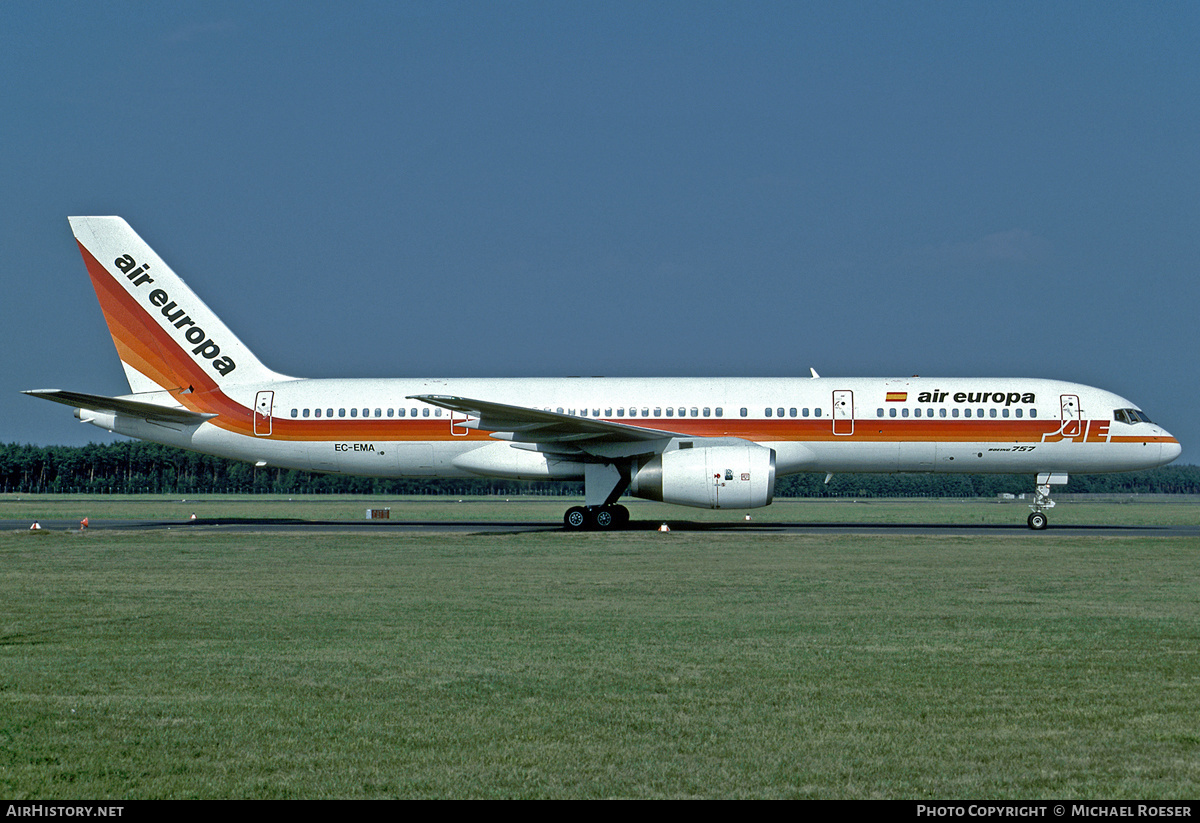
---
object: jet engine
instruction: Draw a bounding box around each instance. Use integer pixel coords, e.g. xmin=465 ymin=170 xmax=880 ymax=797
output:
xmin=629 ymin=444 xmax=776 ymax=509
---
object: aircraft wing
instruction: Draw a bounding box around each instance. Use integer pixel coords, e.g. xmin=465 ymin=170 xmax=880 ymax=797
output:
xmin=23 ymin=389 xmax=217 ymax=425
xmin=409 ymin=394 xmax=685 ymax=456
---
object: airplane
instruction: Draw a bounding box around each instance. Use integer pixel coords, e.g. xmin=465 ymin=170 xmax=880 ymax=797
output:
xmin=25 ymin=216 xmax=1181 ymax=530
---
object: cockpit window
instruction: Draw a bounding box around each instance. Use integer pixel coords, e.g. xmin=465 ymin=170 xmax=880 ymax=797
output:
xmin=1114 ymin=408 xmax=1153 ymax=425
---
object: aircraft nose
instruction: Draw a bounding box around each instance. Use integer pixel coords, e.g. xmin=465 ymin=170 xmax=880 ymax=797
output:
xmin=1161 ymin=438 xmax=1182 ymax=465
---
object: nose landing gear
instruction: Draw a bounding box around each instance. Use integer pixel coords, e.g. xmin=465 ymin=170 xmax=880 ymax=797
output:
xmin=1028 ymin=472 xmax=1067 ymax=530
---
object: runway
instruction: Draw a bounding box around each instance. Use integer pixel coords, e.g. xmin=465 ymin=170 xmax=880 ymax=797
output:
xmin=7 ymin=517 xmax=1199 ymax=537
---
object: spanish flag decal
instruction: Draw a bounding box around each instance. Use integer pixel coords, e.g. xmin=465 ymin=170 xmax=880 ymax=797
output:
xmin=886 ymin=392 xmax=907 ymax=402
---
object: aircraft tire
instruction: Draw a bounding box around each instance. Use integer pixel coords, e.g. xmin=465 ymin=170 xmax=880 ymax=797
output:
xmin=591 ymin=508 xmax=615 ymax=530
xmin=1028 ymin=512 xmax=1048 ymax=530
xmin=612 ymin=504 xmax=630 ymax=527
xmin=565 ymin=506 xmax=588 ymax=530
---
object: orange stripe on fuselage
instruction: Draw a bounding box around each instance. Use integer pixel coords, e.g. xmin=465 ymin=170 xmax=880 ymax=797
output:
xmin=253 ymin=416 xmax=1172 ymax=446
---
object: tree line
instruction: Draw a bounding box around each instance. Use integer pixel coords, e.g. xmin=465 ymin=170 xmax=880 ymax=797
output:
xmin=1 ymin=441 xmax=1197 ymax=497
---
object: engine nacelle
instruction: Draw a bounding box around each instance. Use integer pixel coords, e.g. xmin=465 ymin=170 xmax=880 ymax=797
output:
xmin=630 ymin=444 xmax=776 ymax=509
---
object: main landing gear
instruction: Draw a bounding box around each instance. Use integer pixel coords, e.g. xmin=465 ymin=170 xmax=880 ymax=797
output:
xmin=564 ymin=504 xmax=630 ymax=531
xmin=563 ymin=462 xmax=633 ymax=531
xmin=1028 ymin=472 xmax=1068 ymax=530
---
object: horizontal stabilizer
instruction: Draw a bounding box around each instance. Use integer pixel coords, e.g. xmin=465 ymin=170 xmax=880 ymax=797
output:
xmin=23 ymin=389 xmax=217 ymax=425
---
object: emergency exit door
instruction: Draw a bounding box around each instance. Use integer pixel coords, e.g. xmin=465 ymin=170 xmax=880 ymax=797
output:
xmin=832 ymin=390 xmax=854 ymax=435
xmin=254 ymin=391 xmax=273 ymax=436
xmin=1060 ymin=394 xmax=1081 ymax=438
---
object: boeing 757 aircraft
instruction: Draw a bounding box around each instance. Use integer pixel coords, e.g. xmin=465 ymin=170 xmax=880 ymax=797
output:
xmin=26 ymin=217 xmax=1181 ymax=529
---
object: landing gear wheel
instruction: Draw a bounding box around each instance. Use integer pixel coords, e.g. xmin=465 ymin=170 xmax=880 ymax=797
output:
xmin=592 ymin=508 xmax=615 ymax=530
xmin=1028 ymin=511 xmax=1048 ymax=531
xmin=565 ymin=506 xmax=588 ymax=531
xmin=612 ymin=504 xmax=629 ymax=528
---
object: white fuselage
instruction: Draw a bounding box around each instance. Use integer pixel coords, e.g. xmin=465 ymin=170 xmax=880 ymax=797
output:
xmin=95 ymin=375 xmax=1181 ymax=482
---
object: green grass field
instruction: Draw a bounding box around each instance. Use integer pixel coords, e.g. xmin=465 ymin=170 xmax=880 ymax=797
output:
xmin=2 ymin=497 xmax=1198 ymax=798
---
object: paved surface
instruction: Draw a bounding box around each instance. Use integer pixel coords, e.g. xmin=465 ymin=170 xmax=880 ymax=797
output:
xmin=6 ymin=518 xmax=1198 ymax=537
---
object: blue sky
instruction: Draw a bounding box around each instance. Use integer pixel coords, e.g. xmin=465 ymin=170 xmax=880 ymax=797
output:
xmin=3 ymin=2 xmax=1197 ymax=462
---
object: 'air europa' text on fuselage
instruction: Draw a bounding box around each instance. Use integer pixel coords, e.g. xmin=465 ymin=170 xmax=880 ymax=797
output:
xmin=917 ymin=390 xmax=1036 ymax=405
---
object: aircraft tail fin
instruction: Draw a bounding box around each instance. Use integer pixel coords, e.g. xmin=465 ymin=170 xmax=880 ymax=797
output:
xmin=68 ymin=216 xmax=289 ymax=395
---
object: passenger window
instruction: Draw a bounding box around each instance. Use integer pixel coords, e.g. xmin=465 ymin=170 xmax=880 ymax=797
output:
xmin=303 ymin=408 xmax=310 ymax=418
xmin=350 ymin=408 xmax=357 ymax=417
xmin=725 ymin=469 xmax=733 ymax=480
xmin=889 ymin=408 xmax=896 ymax=418
xmin=703 ymin=408 xmax=710 ymax=417
xmin=914 ymin=408 xmax=921 ymax=418
xmin=422 ymin=408 xmax=429 ymax=417
xmin=666 ymin=408 xmax=674 ymax=417
xmin=715 ymin=408 xmax=723 ymax=417
xmin=790 ymin=408 xmax=797 ymax=417
xmin=339 ymin=408 xmax=346 ymax=417
xmin=814 ymin=408 xmax=822 ymax=417
xmin=989 ymin=409 xmax=997 ymax=418
xmin=290 ymin=409 xmax=298 ymax=418
xmin=765 ymin=408 xmax=772 ymax=417
xmin=740 ymin=408 xmax=747 ymax=417
xmin=690 ymin=408 xmax=698 ymax=417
